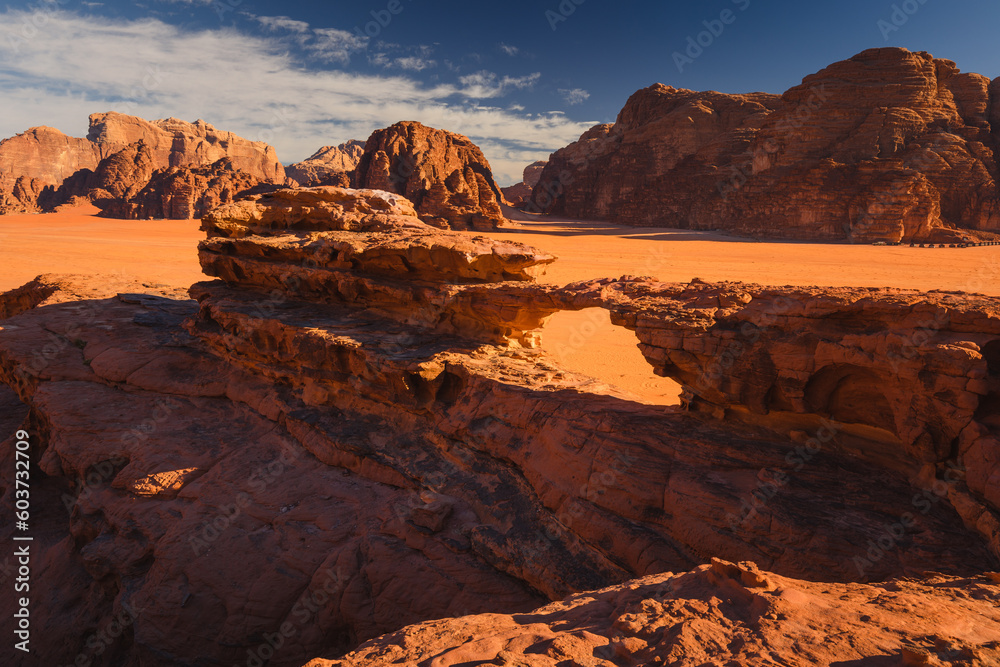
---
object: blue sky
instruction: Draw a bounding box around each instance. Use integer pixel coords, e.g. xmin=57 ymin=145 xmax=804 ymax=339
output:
xmin=0 ymin=0 xmax=998 ymax=184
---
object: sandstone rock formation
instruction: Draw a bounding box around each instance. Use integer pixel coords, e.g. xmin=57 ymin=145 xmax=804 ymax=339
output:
xmin=532 ymin=48 xmax=1000 ymax=243
xmin=353 ymin=121 xmax=509 ymax=230
xmin=87 ymin=112 xmax=284 ymax=182
xmin=501 ymin=160 xmax=547 ymax=207
xmin=286 ymin=140 xmax=366 ymax=187
xmin=311 ymin=559 xmax=1000 ymax=666
xmin=2 ymin=187 xmax=999 ymax=664
xmin=101 ymin=158 xmax=263 ymax=220
xmin=0 ymin=126 xmax=101 ymax=213
xmin=0 ymin=112 xmax=284 ymax=216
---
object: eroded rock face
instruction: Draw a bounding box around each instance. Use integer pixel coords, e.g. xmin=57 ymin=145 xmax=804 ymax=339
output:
xmin=353 ymin=121 xmax=509 ymax=230
xmin=87 ymin=112 xmax=284 ymax=182
xmin=0 ymin=127 xmax=102 ymax=213
xmin=2 ymin=188 xmax=999 ymax=665
xmin=101 ymin=158 xmax=263 ymax=220
xmin=286 ymin=140 xmax=366 ymax=187
xmin=501 ymin=160 xmax=547 ymax=208
xmin=533 ymin=48 xmax=1000 ymax=242
xmin=0 ymin=112 xmax=285 ymax=216
xmin=310 ymin=559 xmax=1000 ymax=667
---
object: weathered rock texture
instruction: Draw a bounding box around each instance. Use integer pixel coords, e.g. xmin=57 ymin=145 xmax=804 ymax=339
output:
xmin=0 ymin=112 xmax=284 ymax=216
xmin=101 ymin=158 xmax=263 ymax=220
xmin=353 ymin=121 xmax=509 ymax=230
xmin=501 ymin=160 xmax=547 ymax=208
xmin=533 ymin=48 xmax=1000 ymax=243
xmin=286 ymin=140 xmax=366 ymax=187
xmin=2 ymin=187 xmax=999 ymax=664
xmin=311 ymin=559 xmax=1000 ymax=667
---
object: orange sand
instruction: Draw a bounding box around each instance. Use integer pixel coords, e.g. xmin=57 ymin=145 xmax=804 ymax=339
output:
xmin=2 ymin=207 xmax=997 ymax=405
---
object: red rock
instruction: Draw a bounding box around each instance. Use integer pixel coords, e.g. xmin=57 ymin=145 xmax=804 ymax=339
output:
xmin=533 ymin=48 xmax=1000 ymax=243
xmin=309 ymin=559 xmax=1000 ymax=667
xmin=501 ymin=161 xmax=547 ymax=208
xmin=286 ymin=140 xmax=366 ymax=187
xmin=0 ymin=112 xmax=285 ymax=215
xmin=353 ymin=121 xmax=509 ymax=230
xmin=100 ymin=158 xmax=263 ymax=220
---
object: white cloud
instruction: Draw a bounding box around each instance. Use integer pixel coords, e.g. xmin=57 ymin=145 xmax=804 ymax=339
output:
xmin=308 ymin=28 xmax=368 ymax=64
xmin=559 ymin=88 xmax=590 ymax=105
xmin=458 ymin=70 xmax=541 ymax=99
xmin=499 ymin=42 xmax=519 ymax=56
xmin=255 ymin=15 xmax=310 ymax=33
xmin=0 ymin=10 xmax=590 ymax=184
xmin=393 ymin=56 xmax=435 ymax=71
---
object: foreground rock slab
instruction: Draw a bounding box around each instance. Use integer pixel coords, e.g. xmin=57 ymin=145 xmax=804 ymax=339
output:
xmin=308 ymin=559 xmax=1000 ymax=667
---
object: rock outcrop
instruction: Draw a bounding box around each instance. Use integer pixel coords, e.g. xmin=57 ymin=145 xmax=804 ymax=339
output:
xmin=2 ymin=187 xmax=999 ymax=664
xmin=353 ymin=121 xmax=509 ymax=230
xmin=312 ymin=559 xmax=1000 ymax=667
xmin=100 ymin=158 xmax=263 ymax=220
xmin=286 ymin=140 xmax=366 ymax=187
xmin=0 ymin=112 xmax=284 ymax=216
xmin=533 ymin=48 xmax=1000 ymax=243
xmin=0 ymin=127 xmax=102 ymax=213
xmin=501 ymin=160 xmax=547 ymax=208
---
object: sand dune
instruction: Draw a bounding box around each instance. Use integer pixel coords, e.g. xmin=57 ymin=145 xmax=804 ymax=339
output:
xmin=2 ymin=207 xmax=997 ymax=405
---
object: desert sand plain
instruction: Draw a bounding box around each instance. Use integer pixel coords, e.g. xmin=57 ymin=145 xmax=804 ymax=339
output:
xmin=2 ymin=204 xmax=998 ymax=406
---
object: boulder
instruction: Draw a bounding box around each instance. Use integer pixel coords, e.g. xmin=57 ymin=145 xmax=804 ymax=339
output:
xmin=354 ymin=121 xmax=509 ymax=230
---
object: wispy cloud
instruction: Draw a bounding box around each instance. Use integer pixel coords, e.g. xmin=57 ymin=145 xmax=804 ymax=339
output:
xmin=254 ymin=15 xmax=311 ymax=33
xmin=559 ymin=88 xmax=590 ymax=105
xmin=458 ymin=70 xmax=541 ymax=98
xmin=499 ymin=42 xmax=519 ymax=56
xmin=0 ymin=10 xmax=590 ymax=184
xmin=308 ymin=28 xmax=368 ymax=64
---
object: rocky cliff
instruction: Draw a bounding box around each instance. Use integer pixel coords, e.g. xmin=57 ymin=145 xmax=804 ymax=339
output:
xmin=2 ymin=186 xmax=998 ymax=664
xmin=286 ymin=140 xmax=366 ymax=187
xmin=354 ymin=121 xmax=509 ymax=230
xmin=532 ymin=48 xmax=1000 ymax=243
xmin=0 ymin=112 xmax=284 ymax=216
xmin=501 ymin=160 xmax=547 ymax=208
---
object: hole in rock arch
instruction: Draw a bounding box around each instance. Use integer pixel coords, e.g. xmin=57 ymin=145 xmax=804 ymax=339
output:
xmin=541 ymin=308 xmax=682 ymax=406
xmin=804 ymin=363 xmax=895 ymax=432
xmin=984 ymin=339 xmax=1000 ymax=376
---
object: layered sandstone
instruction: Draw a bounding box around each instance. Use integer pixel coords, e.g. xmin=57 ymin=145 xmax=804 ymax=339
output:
xmin=312 ymin=559 xmax=1000 ymax=667
xmin=286 ymin=140 xmax=366 ymax=187
xmin=353 ymin=121 xmax=509 ymax=230
xmin=0 ymin=112 xmax=284 ymax=216
xmin=2 ymin=188 xmax=999 ymax=664
xmin=533 ymin=48 xmax=1000 ymax=242
xmin=501 ymin=160 xmax=547 ymax=208
xmin=102 ymin=158 xmax=263 ymax=220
